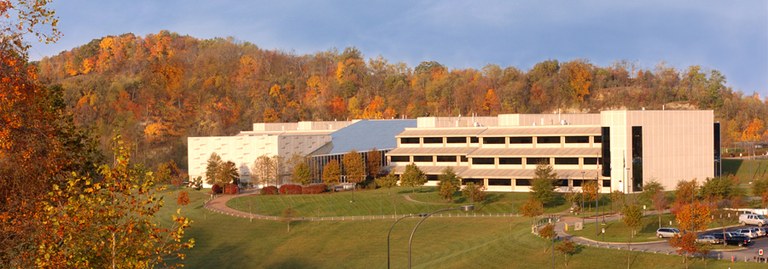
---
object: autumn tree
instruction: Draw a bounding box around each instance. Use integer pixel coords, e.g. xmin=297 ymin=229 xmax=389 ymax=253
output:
xmin=640 ymin=180 xmax=665 ymax=228
xmin=322 ymin=160 xmax=341 ymax=186
xmin=520 ymin=198 xmax=544 ymax=226
xmin=437 ymin=167 xmax=460 ymax=201
xmin=610 ymin=190 xmax=625 ymax=212
xmin=555 ymin=238 xmax=580 ymax=269
xmin=177 ymin=191 xmax=190 ymax=206
xmin=538 ymin=224 xmax=557 ymax=253
xmin=531 ymin=163 xmax=558 ymax=206
xmin=752 ymin=177 xmax=768 ymax=207
xmin=622 ymin=204 xmax=642 ymax=269
xmin=251 ymin=154 xmax=277 ymax=186
xmin=291 ymin=162 xmax=312 ymax=185
xmin=462 ymin=182 xmax=487 ymax=203
xmin=34 ymin=137 xmax=194 ymax=268
xmin=205 ymin=153 xmax=223 ymax=186
xmin=674 ymin=179 xmax=698 ymax=207
xmin=365 ymin=148 xmax=382 ymax=178
xmin=375 ymin=174 xmax=399 ymax=189
xmin=400 ymin=163 xmax=427 ymax=192
xmin=581 ymin=180 xmax=599 ymax=211
xmin=218 ymin=161 xmax=239 ymax=185
xmin=672 ymin=201 xmax=711 ymax=268
xmin=342 ymin=150 xmax=365 ymax=185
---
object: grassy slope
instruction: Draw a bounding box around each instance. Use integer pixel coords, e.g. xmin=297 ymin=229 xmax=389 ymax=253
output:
xmin=159 ymin=189 xmax=765 ymax=268
xmin=226 ymin=187 xmax=569 ymax=217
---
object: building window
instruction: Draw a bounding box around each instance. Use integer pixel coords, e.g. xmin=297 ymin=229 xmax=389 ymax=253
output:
xmin=472 ymin=158 xmax=494 ymax=165
xmin=602 ymin=180 xmax=611 ymax=187
xmin=632 ymin=126 xmax=643 ymax=192
xmin=554 ymin=158 xmax=579 ymax=165
xmin=557 ymin=179 xmax=569 ymax=187
xmin=526 ymin=157 xmax=550 ymax=165
xmin=462 ymin=178 xmax=484 ymax=185
xmin=400 ymin=137 xmax=419 ymax=144
xmin=537 ymin=136 xmax=561 ymax=144
xmin=509 ymin=136 xmax=533 ymax=144
xmin=423 ymin=137 xmax=443 ymax=144
xmin=460 ymin=155 xmax=468 ymax=162
xmin=470 ymin=137 xmax=479 ymax=143
xmin=427 ymin=175 xmax=439 ymax=181
xmin=565 ymin=136 xmax=589 ymax=143
xmin=483 ymin=137 xmax=505 ymax=144
xmin=488 ymin=179 xmax=511 ymax=186
xmin=593 ymin=136 xmax=602 ymax=143
xmin=446 ymin=137 xmax=467 ymax=144
xmin=516 ymin=179 xmax=531 ymax=186
xmin=601 ymin=127 xmax=611 ymax=177
xmin=572 ymin=180 xmax=583 ymax=187
xmin=499 ymin=157 xmax=522 ymax=165
xmin=390 ymin=156 xmax=410 ymax=162
xmin=436 ymin=155 xmax=457 ymax=162
xmin=584 ymin=157 xmax=599 ymax=165
xmin=413 ymin=156 xmax=433 ymax=162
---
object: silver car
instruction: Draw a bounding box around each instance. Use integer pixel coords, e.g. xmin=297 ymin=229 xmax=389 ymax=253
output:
xmin=656 ymin=227 xmax=680 ymax=238
xmin=696 ymin=234 xmax=723 ymax=244
xmin=735 ymin=228 xmax=759 ymax=239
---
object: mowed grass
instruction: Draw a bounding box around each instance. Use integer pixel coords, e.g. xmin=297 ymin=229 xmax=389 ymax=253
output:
xmin=569 ymin=213 xmax=740 ymax=243
xmin=158 ymin=189 xmax=767 ymax=268
xmin=226 ymin=187 xmax=570 ymax=217
xmin=723 ymin=158 xmax=768 ymax=180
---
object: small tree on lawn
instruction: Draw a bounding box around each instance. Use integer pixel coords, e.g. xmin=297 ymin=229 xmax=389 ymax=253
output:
xmin=366 ymin=148 xmax=382 ymax=178
xmin=375 ymin=174 xmax=398 ymax=190
xmin=322 ymin=160 xmax=341 ymax=187
xmin=291 ymin=161 xmax=312 ymax=185
xmin=531 ymin=162 xmax=558 ymax=206
xmin=641 ymin=180 xmax=665 ymax=228
xmin=652 ymin=191 xmax=668 ymax=228
xmin=177 ymin=191 xmax=190 ymax=206
xmin=674 ymin=179 xmax=699 ymax=207
xmin=610 ymin=190 xmax=625 ymax=213
xmin=520 ymin=198 xmax=544 ymax=227
xmin=753 ymin=176 xmax=768 ymax=207
xmin=191 ymin=176 xmax=203 ymax=190
xmin=281 ymin=207 xmax=296 ymax=233
xmin=400 ymin=163 xmax=427 ymax=193
xmin=670 ymin=233 xmax=700 ymax=269
xmin=342 ymin=150 xmax=366 ymax=187
xmin=251 ymin=154 xmax=277 ymax=187
xmin=622 ymin=204 xmax=642 ymax=269
xmin=582 ymin=180 xmax=599 ymax=211
xmin=462 ymin=182 xmax=486 ymax=203
xmin=218 ymin=161 xmax=239 ymax=186
xmin=538 ymin=224 xmax=556 ymax=253
xmin=437 ymin=167 xmax=460 ymax=201
xmin=555 ymin=238 xmax=580 ymax=269
xmin=205 ymin=153 xmax=223 ymax=187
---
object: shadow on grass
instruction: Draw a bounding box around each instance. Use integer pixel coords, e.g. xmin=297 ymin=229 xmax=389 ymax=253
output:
xmin=721 ymin=159 xmax=742 ymax=176
xmin=397 ymin=187 xmax=436 ymax=194
xmin=264 ymin=259 xmax=318 ymax=269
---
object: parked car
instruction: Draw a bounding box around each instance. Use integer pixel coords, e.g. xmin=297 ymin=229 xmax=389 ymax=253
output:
xmin=708 ymin=232 xmax=752 ymax=247
xmin=760 ymin=227 xmax=768 ymax=237
xmin=735 ymin=228 xmax=759 ymax=239
xmin=739 ymin=213 xmax=767 ymax=226
xmin=752 ymin=227 xmax=766 ymax=237
xmin=656 ymin=227 xmax=680 ymax=238
xmin=695 ymin=234 xmax=722 ymax=245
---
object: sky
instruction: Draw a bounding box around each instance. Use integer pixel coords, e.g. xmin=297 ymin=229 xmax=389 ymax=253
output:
xmin=29 ymin=0 xmax=768 ymax=97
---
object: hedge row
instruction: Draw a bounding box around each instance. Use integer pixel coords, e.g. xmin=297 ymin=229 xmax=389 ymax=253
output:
xmin=259 ymin=184 xmax=329 ymax=195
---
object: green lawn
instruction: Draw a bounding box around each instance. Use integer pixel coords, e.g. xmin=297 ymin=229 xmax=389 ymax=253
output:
xmin=568 ymin=213 xmax=740 ymax=243
xmin=226 ymin=187 xmax=569 ymax=217
xmin=723 ymin=158 xmax=768 ymax=180
xmin=157 ymin=189 xmax=767 ymax=268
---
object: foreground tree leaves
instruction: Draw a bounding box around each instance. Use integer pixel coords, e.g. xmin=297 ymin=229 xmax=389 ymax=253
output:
xmin=34 ymin=137 xmax=194 ymax=268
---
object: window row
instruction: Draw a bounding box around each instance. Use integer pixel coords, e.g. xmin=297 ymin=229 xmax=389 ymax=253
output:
xmin=390 ymin=155 xmax=601 ymax=165
xmin=425 ymin=178 xmax=611 ymax=187
xmin=400 ymin=136 xmax=601 ymax=145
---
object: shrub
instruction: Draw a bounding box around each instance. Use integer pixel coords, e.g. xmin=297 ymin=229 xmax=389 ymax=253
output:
xmin=279 ymin=184 xmax=303 ymax=195
xmin=260 ymin=186 xmax=279 ymax=195
xmin=302 ymin=184 xmax=327 ymax=194
xmin=223 ymin=183 xmax=239 ymax=194
xmin=211 ymin=184 xmax=223 ymax=194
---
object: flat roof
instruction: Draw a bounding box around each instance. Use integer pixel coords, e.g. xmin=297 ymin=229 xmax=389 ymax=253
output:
xmin=468 ymin=147 xmax=600 ymax=157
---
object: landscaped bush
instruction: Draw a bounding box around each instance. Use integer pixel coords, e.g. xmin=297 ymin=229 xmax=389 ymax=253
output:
xmin=260 ymin=186 xmax=279 ymax=195
xmin=223 ymin=183 xmax=239 ymax=194
xmin=302 ymin=184 xmax=327 ymax=194
xmin=211 ymin=184 xmax=223 ymax=194
xmin=279 ymin=184 xmax=302 ymax=195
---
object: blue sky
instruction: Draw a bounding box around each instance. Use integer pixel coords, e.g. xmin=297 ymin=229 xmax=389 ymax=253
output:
xmin=29 ymin=0 xmax=768 ymax=97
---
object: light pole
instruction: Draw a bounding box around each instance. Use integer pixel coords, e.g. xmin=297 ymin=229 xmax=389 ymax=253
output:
xmin=387 ymin=214 xmax=424 ymax=269
xmin=408 ymin=205 xmax=474 ymax=269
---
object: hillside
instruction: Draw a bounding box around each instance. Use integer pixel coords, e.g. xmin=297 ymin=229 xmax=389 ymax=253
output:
xmin=35 ymin=30 xmax=768 ymax=169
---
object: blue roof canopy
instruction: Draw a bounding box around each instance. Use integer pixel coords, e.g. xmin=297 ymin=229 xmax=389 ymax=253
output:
xmin=311 ymin=119 xmax=416 ymax=156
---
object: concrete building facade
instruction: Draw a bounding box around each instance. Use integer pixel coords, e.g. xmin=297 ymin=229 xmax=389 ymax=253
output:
xmin=387 ymin=110 xmax=719 ymax=193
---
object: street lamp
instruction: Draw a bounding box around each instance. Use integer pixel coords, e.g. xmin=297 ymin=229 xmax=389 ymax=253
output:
xmin=387 ymin=213 xmax=424 ymax=269
xmin=407 ymin=204 xmax=474 ymax=269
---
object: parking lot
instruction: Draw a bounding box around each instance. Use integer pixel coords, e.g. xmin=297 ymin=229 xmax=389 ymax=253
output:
xmin=702 ymin=226 xmax=768 ymax=261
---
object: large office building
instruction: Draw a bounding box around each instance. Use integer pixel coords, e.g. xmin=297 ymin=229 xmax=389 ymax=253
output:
xmin=187 ymin=119 xmax=416 ymax=187
xmin=386 ymin=110 xmax=720 ymax=193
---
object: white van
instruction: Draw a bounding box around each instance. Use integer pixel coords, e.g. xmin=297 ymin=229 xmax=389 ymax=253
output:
xmin=739 ymin=213 xmax=767 ymax=226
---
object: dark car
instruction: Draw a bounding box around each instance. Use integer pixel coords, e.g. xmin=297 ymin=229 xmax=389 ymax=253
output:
xmin=707 ymin=232 xmax=752 ymax=247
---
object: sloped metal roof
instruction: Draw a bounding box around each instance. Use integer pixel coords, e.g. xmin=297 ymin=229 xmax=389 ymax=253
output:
xmin=311 ymin=119 xmax=417 ymax=156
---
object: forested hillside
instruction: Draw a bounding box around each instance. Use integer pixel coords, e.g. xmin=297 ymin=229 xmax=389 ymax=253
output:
xmin=35 ymin=30 xmax=768 ymax=169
